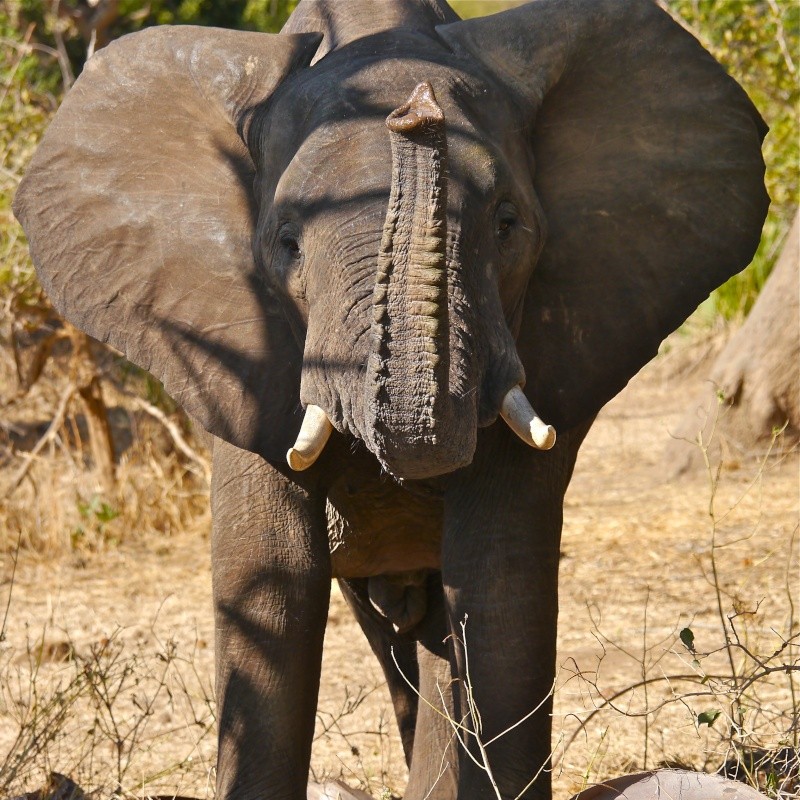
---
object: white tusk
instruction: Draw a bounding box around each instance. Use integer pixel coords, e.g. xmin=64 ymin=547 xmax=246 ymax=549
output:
xmin=286 ymin=405 xmax=334 ymax=471
xmin=500 ymin=386 xmax=556 ymax=450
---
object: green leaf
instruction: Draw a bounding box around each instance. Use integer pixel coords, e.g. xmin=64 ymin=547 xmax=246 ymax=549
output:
xmin=766 ymin=771 xmax=778 ymax=792
xmin=70 ymin=527 xmax=85 ymax=548
xmin=95 ymin=502 xmax=120 ymax=524
xmin=698 ymin=709 xmax=722 ymax=727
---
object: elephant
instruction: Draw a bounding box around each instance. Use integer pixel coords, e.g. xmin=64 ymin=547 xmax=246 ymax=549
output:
xmin=568 ymin=770 xmax=770 ymax=799
xmin=13 ymin=0 xmax=769 ymax=798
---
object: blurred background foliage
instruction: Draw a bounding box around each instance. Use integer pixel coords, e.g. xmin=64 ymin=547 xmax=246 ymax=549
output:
xmin=1 ymin=0 xmax=798 ymax=320
xmin=666 ymin=0 xmax=799 ymax=318
xmin=1 ymin=0 xmax=299 ymax=310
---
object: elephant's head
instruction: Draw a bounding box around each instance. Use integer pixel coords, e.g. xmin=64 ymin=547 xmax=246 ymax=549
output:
xmin=14 ymin=0 xmax=768 ymax=481
xmin=250 ymin=45 xmax=555 ymax=479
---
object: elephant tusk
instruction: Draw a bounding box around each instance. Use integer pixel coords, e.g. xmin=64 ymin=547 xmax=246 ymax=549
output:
xmin=500 ymin=386 xmax=556 ymax=450
xmin=286 ymin=405 xmax=334 ymax=471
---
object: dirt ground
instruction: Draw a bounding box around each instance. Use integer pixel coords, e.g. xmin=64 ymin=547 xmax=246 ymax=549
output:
xmin=1 ymin=335 xmax=798 ymax=798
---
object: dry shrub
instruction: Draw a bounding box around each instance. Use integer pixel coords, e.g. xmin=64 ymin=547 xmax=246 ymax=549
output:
xmin=551 ymin=424 xmax=799 ymax=799
xmin=1 ymin=421 xmax=210 ymax=556
xmin=0 ymin=622 xmax=217 ymax=798
xmin=1 ymin=345 xmax=211 ymax=556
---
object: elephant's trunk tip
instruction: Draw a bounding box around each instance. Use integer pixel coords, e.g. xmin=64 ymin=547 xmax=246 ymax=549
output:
xmin=501 ymin=386 xmax=556 ymax=450
xmin=286 ymin=405 xmax=333 ymax=470
xmin=386 ymin=81 xmax=444 ymax=134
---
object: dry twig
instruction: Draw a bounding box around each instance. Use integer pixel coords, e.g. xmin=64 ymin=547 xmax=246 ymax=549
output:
xmin=3 ymin=381 xmax=75 ymax=499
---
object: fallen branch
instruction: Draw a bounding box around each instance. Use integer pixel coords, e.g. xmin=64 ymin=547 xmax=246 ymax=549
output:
xmin=3 ymin=381 xmax=75 ymax=499
xmin=129 ymin=396 xmax=211 ymax=485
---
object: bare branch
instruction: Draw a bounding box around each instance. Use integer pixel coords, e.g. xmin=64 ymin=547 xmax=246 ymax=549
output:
xmin=3 ymin=381 xmax=75 ymax=499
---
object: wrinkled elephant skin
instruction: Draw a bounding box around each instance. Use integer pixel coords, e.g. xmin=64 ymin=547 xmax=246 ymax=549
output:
xmin=13 ymin=0 xmax=768 ymax=797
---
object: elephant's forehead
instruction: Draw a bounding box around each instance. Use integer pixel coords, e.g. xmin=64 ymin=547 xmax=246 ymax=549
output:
xmin=275 ymin=121 xmax=500 ymax=215
xmin=284 ymin=45 xmax=486 ymax=123
xmin=273 ymin=101 xmax=503 ymax=212
xmin=276 ymin=123 xmax=391 ymax=208
xmin=269 ymin=47 xmax=510 ymax=180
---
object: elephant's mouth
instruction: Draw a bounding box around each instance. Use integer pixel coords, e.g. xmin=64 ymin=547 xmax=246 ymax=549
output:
xmin=287 ymin=385 xmax=554 ymax=476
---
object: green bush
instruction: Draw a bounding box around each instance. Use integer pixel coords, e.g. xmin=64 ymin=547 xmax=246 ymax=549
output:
xmin=667 ymin=0 xmax=799 ymax=319
xmin=0 ymin=7 xmax=59 ymax=303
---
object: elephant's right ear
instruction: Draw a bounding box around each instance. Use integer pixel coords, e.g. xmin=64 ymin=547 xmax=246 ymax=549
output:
xmin=13 ymin=26 xmax=322 ymax=461
xmin=439 ymin=0 xmax=768 ymax=433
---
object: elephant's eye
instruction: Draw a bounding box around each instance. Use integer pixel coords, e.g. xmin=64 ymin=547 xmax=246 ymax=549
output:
xmin=278 ymin=223 xmax=301 ymax=259
xmin=281 ymin=234 xmax=300 ymax=257
xmin=495 ymin=202 xmax=518 ymax=243
xmin=497 ymin=218 xmax=514 ymax=237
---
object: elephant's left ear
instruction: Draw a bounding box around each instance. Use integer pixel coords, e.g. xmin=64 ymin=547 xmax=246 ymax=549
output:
xmin=439 ymin=0 xmax=769 ymax=431
xmin=14 ymin=27 xmax=322 ymax=461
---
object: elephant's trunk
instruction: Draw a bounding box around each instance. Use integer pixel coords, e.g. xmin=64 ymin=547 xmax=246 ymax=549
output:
xmin=365 ymin=82 xmax=475 ymax=479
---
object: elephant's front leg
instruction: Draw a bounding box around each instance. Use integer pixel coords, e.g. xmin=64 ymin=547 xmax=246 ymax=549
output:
xmin=211 ymin=438 xmax=331 ymax=800
xmin=442 ymin=422 xmax=589 ymax=800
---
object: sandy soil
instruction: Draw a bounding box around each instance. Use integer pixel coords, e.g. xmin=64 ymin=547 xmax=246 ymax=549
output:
xmin=1 ymin=340 xmax=798 ymax=798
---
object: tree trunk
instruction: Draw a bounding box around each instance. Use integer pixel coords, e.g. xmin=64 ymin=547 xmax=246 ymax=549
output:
xmin=666 ymin=210 xmax=799 ymax=475
xmin=69 ymin=325 xmax=117 ymax=491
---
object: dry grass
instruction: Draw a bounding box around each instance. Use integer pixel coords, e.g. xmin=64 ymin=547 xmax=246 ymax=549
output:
xmin=1 ymin=346 xmax=210 ymax=556
xmin=0 ymin=334 xmax=217 ymax=797
xmin=550 ymin=343 xmax=799 ymax=798
xmin=0 ymin=330 xmax=797 ymax=799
